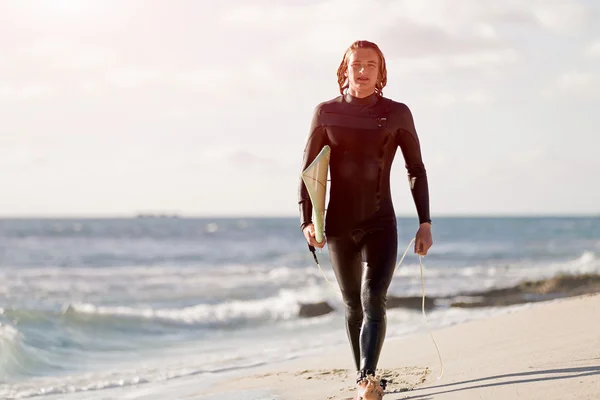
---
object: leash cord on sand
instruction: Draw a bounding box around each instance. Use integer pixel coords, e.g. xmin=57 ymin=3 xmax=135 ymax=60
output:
xmin=312 ymin=238 xmax=444 ymax=381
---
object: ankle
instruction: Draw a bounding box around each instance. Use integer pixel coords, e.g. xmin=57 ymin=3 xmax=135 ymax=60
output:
xmin=356 ymin=368 xmax=376 ymax=383
xmin=356 ymin=369 xmax=387 ymax=391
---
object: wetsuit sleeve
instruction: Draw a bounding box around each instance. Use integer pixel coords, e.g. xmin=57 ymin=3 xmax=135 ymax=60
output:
xmin=395 ymin=104 xmax=432 ymax=224
xmin=298 ymin=105 xmax=328 ymax=231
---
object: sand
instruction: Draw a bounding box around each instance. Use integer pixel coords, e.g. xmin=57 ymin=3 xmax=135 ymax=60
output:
xmin=201 ymin=293 xmax=600 ymax=400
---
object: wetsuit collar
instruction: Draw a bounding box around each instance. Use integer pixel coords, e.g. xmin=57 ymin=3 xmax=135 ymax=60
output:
xmin=343 ymin=92 xmax=379 ymax=106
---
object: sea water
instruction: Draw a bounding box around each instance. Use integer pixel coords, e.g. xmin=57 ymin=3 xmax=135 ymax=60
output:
xmin=1 ymin=216 xmax=599 ymax=399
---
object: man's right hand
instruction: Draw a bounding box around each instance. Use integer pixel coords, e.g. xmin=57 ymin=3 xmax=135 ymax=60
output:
xmin=303 ymin=223 xmax=326 ymax=248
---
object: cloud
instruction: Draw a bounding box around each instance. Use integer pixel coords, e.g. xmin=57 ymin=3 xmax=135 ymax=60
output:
xmin=429 ymin=91 xmax=494 ymax=107
xmin=540 ymin=70 xmax=599 ymax=100
xmin=586 ymin=39 xmax=600 ymax=56
xmin=528 ymin=0 xmax=596 ymax=33
xmin=9 ymin=0 xmax=592 ymax=105
xmin=0 ymin=57 xmax=286 ymax=103
xmin=0 ymin=149 xmax=45 ymax=168
xmin=11 ymin=39 xmax=116 ymax=71
xmin=217 ymin=0 xmax=551 ymax=83
xmin=390 ymin=48 xmax=519 ymax=75
xmin=398 ymin=0 xmax=597 ymax=34
xmin=221 ymin=0 xmax=597 ymax=37
xmin=0 ymin=82 xmax=57 ymax=101
xmin=218 ymin=1 xmax=510 ymax=59
xmin=9 ymin=0 xmax=107 ymax=18
xmin=554 ymin=72 xmax=600 ymax=92
xmin=179 ymin=148 xmax=285 ymax=172
xmin=228 ymin=151 xmax=280 ymax=169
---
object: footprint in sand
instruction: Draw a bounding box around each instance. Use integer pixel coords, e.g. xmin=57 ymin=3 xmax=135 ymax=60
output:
xmin=293 ymin=366 xmax=430 ymax=399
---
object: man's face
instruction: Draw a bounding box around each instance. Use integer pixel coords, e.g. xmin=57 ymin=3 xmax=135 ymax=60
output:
xmin=346 ymin=48 xmax=380 ymax=94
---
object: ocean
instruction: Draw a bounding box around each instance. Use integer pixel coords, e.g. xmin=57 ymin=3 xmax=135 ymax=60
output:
xmin=1 ymin=216 xmax=599 ymax=399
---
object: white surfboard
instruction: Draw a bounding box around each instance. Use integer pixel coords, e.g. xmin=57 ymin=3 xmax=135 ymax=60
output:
xmin=300 ymin=145 xmax=331 ymax=243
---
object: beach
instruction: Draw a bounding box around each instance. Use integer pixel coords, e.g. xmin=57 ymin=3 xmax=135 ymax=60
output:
xmin=203 ymin=293 xmax=600 ymax=400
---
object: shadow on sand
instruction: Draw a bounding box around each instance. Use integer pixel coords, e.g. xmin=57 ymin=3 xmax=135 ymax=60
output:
xmin=399 ymin=365 xmax=600 ymax=399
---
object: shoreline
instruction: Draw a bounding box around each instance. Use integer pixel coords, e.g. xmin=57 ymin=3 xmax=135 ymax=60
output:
xmin=199 ymin=293 xmax=600 ymax=399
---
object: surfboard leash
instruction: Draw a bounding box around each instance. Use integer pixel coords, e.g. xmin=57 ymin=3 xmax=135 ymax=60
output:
xmin=308 ymin=244 xmax=342 ymax=296
xmin=308 ymin=239 xmax=444 ymax=381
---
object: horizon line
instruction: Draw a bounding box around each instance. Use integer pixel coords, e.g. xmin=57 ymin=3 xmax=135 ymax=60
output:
xmin=0 ymin=212 xmax=598 ymax=219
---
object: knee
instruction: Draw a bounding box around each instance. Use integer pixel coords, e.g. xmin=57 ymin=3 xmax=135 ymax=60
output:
xmin=342 ymin=291 xmax=363 ymax=322
xmin=362 ymin=285 xmax=387 ymax=321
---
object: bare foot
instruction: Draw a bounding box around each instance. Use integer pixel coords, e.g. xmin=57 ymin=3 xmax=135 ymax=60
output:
xmin=354 ymin=374 xmax=384 ymax=400
xmin=353 ymin=378 xmax=368 ymax=399
xmin=361 ymin=375 xmax=384 ymax=400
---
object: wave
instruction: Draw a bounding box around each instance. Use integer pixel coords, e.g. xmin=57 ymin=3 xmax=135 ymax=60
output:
xmin=63 ymin=285 xmax=335 ymax=329
xmin=0 ymin=264 xmax=327 ymax=307
xmin=1 ymin=362 xmax=255 ymax=399
xmin=0 ymin=323 xmax=56 ymax=383
xmin=388 ymin=250 xmax=600 ymax=297
xmin=3 ymin=251 xmax=598 ymax=325
xmin=0 ymin=331 xmax=308 ymax=399
xmin=57 ymin=255 xmax=600 ymax=330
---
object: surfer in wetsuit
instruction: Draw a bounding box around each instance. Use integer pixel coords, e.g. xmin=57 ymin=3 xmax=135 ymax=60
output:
xmin=298 ymin=40 xmax=433 ymax=399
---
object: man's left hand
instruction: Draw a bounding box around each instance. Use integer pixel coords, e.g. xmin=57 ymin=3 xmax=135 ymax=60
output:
xmin=415 ymin=223 xmax=433 ymax=256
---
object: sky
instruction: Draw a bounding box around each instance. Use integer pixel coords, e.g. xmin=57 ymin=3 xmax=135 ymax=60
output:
xmin=1 ymin=0 xmax=599 ymax=217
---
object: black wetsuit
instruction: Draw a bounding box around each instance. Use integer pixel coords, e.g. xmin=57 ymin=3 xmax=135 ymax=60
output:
xmin=298 ymin=92 xmax=431 ymax=376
